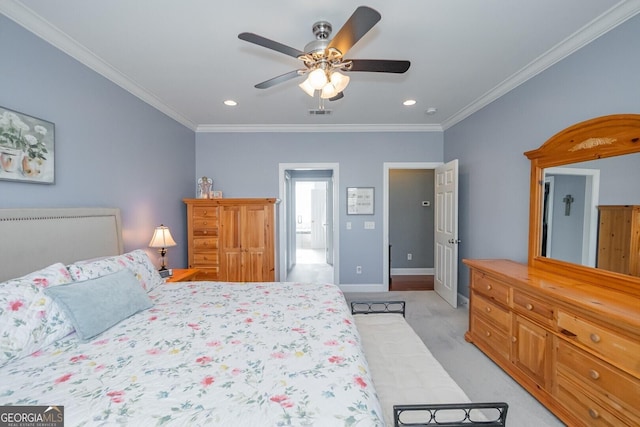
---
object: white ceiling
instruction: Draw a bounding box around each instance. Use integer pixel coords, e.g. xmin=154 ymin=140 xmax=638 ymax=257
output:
xmin=2 ymin=0 xmax=639 ymax=132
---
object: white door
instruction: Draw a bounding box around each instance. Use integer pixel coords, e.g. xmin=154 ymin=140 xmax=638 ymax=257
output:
xmin=434 ymin=159 xmax=459 ymax=308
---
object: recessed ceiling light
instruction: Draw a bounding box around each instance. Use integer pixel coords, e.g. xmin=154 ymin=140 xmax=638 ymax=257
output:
xmin=425 ymin=107 xmax=438 ymax=115
xmin=224 ymin=100 xmax=237 ymax=106
xmin=403 ymin=99 xmax=417 ymax=106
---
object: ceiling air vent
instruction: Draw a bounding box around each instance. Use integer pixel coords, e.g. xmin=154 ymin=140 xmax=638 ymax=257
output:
xmin=308 ymin=109 xmax=332 ymax=115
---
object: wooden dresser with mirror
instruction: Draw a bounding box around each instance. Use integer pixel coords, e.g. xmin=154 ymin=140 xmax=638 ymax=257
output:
xmin=464 ymin=114 xmax=640 ymax=426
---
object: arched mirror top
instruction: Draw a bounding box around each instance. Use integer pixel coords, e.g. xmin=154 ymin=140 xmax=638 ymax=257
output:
xmin=525 ymin=114 xmax=640 ymax=295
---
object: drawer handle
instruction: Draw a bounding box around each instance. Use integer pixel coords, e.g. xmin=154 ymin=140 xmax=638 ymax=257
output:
xmin=526 ymin=303 xmax=534 ymax=311
xmin=485 ymin=331 xmax=491 ymax=337
xmin=590 ymin=333 xmax=601 ymax=343
xmin=588 ymin=408 xmax=600 ymax=419
xmin=486 ymin=284 xmax=492 ymax=290
xmin=203 ymin=230 xmax=208 ymax=235
xmin=511 ymin=336 xmax=517 ymax=343
xmin=203 ymin=210 xmax=207 ymax=214
xmin=589 ymin=369 xmax=600 ymax=380
xmin=485 ymin=306 xmax=492 ymax=313
xmin=203 ymin=221 xmax=208 ymax=225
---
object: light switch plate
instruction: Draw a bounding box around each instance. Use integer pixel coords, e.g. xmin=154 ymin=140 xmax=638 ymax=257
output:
xmin=364 ymin=221 xmax=375 ymax=229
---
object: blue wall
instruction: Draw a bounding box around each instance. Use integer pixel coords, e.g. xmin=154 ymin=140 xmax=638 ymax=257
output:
xmin=195 ymin=131 xmax=443 ymax=285
xmin=0 ymin=16 xmax=195 ymax=270
xmin=445 ymin=13 xmax=640 ymax=298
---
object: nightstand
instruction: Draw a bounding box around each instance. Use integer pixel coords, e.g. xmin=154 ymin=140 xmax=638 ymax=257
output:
xmin=165 ymin=269 xmax=200 ymax=283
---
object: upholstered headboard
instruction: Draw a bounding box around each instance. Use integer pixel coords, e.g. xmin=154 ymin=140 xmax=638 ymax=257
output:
xmin=0 ymin=207 xmax=124 ymax=282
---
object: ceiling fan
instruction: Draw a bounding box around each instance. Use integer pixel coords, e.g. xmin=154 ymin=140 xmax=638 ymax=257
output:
xmin=238 ymin=6 xmax=410 ymax=101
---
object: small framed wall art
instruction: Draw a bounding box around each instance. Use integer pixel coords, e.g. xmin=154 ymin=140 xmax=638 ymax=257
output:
xmin=212 ymin=190 xmax=223 ymax=199
xmin=0 ymin=106 xmax=55 ymax=184
xmin=347 ymin=187 xmax=374 ymax=215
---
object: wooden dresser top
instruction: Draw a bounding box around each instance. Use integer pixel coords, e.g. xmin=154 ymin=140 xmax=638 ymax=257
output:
xmin=463 ymin=259 xmax=640 ymax=335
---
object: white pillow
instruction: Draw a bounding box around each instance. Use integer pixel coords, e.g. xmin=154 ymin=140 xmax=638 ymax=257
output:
xmin=67 ymin=249 xmax=164 ymax=292
xmin=0 ymin=263 xmax=74 ymax=367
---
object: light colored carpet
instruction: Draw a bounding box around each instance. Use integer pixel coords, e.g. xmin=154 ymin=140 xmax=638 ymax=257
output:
xmin=343 ymin=291 xmax=564 ymax=427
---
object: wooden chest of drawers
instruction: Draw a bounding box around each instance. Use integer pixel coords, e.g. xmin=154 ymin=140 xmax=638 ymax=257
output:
xmin=464 ymin=259 xmax=640 ymax=426
xmin=184 ymin=198 xmax=277 ymax=282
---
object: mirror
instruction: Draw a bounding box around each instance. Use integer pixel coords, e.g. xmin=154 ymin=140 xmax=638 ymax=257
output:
xmin=525 ymin=114 xmax=640 ymax=294
xmin=541 ymin=153 xmax=640 ymax=272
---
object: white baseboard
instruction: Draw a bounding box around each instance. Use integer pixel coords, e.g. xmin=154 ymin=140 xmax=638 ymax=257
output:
xmin=457 ymin=293 xmax=469 ymax=307
xmin=390 ymin=268 xmax=434 ymax=276
xmin=339 ymin=284 xmax=387 ymax=293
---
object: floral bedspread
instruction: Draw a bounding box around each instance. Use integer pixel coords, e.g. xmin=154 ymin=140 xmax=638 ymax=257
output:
xmin=0 ymin=282 xmax=384 ymax=426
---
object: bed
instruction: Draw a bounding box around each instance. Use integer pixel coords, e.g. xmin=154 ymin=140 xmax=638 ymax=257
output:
xmin=0 ymin=208 xmax=384 ymax=426
xmin=0 ymin=207 xmax=507 ymax=427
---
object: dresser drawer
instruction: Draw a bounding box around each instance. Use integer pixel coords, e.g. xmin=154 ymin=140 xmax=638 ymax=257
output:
xmin=472 ymin=293 xmax=510 ymax=332
xmin=193 ymin=252 xmax=219 ymax=265
xmin=557 ymin=373 xmax=637 ymax=427
xmin=471 ymin=313 xmax=510 ymax=361
xmin=557 ymin=340 xmax=640 ymax=420
xmin=512 ymin=289 xmax=554 ymax=326
xmin=193 ymin=237 xmax=219 ymax=250
xmin=471 ymin=272 xmax=510 ymax=306
xmin=192 ymin=267 xmax=219 ymax=281
xmin=193 ymin=206 xmax=219 ymax=219
xmin=557 ymin=311 xmax=640 ymax=377
xmin=193 ymin=228 xmax=217 ymax=237
xmin=193 ymin=218 xmax=218 ymax=230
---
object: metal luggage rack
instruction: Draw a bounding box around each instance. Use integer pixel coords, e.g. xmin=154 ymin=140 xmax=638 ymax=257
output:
xmin=350 ymin=300 xmax=406 ymax=317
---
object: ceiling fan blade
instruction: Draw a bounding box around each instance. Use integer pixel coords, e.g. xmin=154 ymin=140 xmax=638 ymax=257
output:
xmin=327 ymin=6 xmax=381 ymax=55
xmin=238 ymin=32 xmax=304 ymax=58
xmin=254 ymin=70 xmax=302 ymax=89
xmin=346 ymin=59 xmax=410 ymax=73
xmin=329 ymin=92 xmax=344 ymax=101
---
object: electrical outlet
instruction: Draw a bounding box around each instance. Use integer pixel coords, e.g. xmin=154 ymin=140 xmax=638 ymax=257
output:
xmin=356 ymin=266 xmax=362 ymax=274
xmin=407 ymin=253 xmax=412 ymax=260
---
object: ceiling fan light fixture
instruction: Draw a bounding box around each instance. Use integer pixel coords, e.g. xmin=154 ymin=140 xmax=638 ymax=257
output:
xmin=298 ymin=78 xmax=316 ymax=97
xmin=308 ymin=68 xmax=328 ymax=90
xmin=320 ymin=82 xmax=339 ymax=99
xmin=329 ymin=71 xmax=350 ymax=93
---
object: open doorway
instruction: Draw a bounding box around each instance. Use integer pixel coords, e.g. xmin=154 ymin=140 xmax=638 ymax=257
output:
xmin=289 ymin=180 xmax=332 ymax=282
xmin=383 ymin=162 xmax=442 ymax=292
xmin=279 ymin=163 xmax=339 ymax=284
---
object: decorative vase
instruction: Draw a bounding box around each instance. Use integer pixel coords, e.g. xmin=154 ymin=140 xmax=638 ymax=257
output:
xmin=21 ymin=156 xmax=45 ymax=177
xmin=0 ymin=147 xmax=22 ymax=173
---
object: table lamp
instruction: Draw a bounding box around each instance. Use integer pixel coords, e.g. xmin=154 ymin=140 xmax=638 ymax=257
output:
xmin=148 ymin=224 xmax=177 ymax=271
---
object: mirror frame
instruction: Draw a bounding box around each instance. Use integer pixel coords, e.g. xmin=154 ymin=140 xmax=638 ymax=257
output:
xmin=525 ymin=114 xmax=640 ymax=295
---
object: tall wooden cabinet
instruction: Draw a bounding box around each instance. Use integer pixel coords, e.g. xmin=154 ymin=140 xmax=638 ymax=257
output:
xmin=184 ymin=198 xmax=277 ymax=282
xmin=597 ymin=205 xmax=640 ymax=276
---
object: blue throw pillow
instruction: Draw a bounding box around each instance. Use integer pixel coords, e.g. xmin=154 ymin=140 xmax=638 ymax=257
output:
xmin=44 ymin=269 xmax=153 ymax=341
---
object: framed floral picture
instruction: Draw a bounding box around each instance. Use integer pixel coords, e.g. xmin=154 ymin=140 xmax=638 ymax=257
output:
xmin=0 ymin=106 xmax=55 ymax=184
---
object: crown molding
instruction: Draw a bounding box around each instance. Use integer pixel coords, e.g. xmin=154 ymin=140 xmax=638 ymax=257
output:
xmin=1 ymin=0 xmax=197 ymax=131
xmin=441 ymin=0 xmax=640 ymax=130
xmin=196 ymin=123 xmax=443 ymax=133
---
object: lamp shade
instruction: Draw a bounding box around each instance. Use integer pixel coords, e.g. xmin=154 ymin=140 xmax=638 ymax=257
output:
xmin=320 ymin=82 xmax=339 ymax=99
xmin=308 ymin=68 xmax=328 ymax=90
xmin=148 ymin=225 xmax=177 ymax=248
xmin=330 ymin=71 xmax=350 ymax=93
xmin=298 ymin=78 xmax=316 ymax=97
